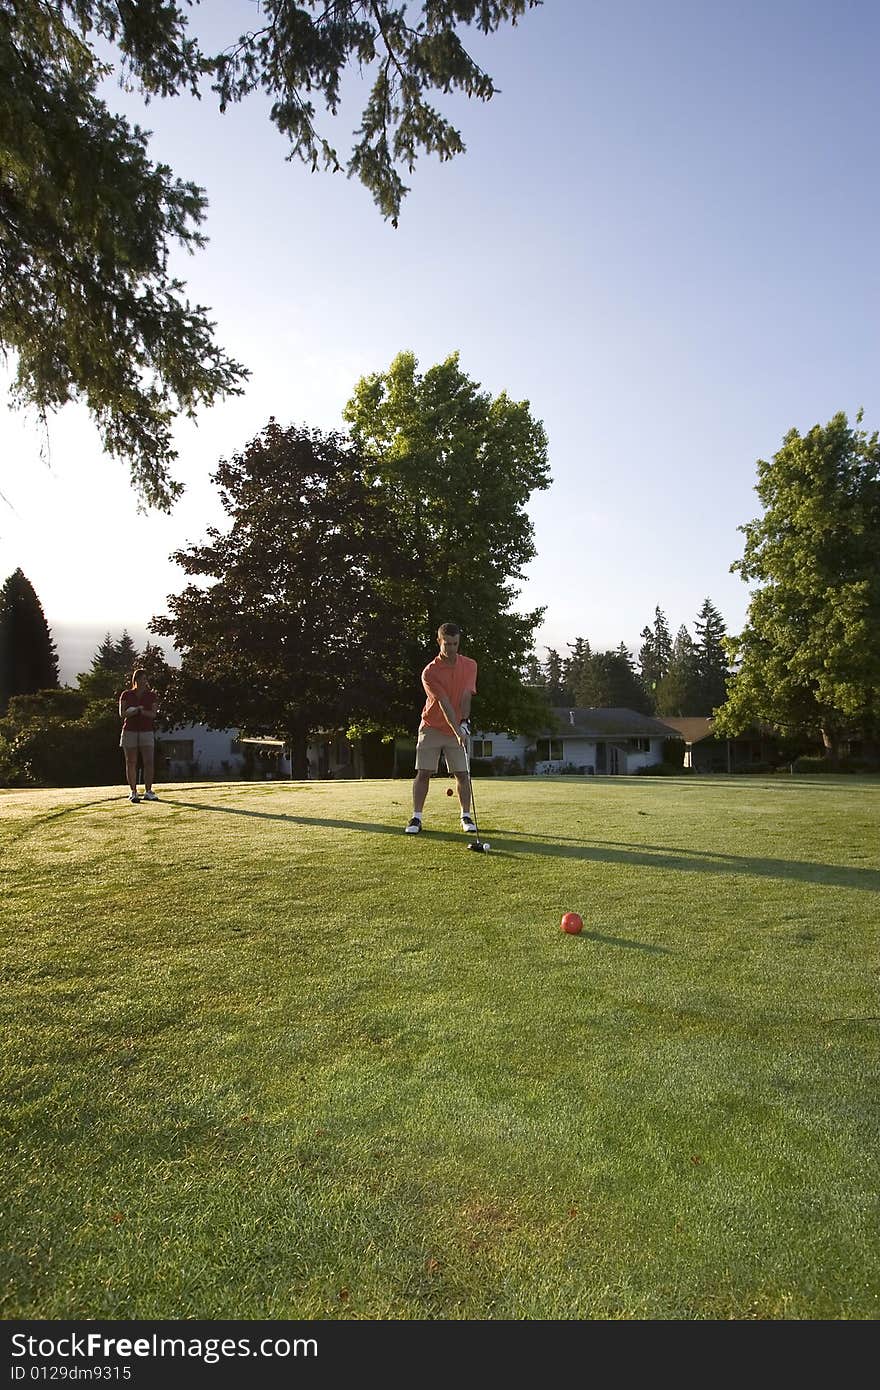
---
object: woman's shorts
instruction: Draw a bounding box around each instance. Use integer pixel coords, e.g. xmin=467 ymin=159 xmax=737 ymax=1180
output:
xmin=120 ymin=729 xmax=155 ymax=751
xmin=415 ymin=724 xmax=468 ymax=774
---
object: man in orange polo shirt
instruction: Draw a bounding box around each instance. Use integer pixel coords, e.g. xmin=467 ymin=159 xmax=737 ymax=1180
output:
xmin=405 ymin=621 xmax=478 ymax=835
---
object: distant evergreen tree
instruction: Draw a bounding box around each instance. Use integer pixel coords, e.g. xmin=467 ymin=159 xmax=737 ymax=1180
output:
xmin=543 ymin=648 xmax=570 ymax=704
xmin=77 ymin=630 xmax=141 ymax=702
xmin=575 ymin=645 xmax=651 ymax=712
xmin=0 ymin=569 xmax=59 ymax=712
xmin=563 ymin=637 xmax=591 ymax=703
xmin=523 ymin=651 xmax=546 ymax=688
xmin=694 ymin=597 xmax=730 ymax=714
xmin=638 ymin=606 xmax=673 ymax=708
xmin=115 ymin=631 xmax=140 ymax=675
xmin=655 ymin=625 xmax=702 ymax=716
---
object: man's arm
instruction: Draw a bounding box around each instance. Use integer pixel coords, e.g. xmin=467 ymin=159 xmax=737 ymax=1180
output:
xmin=459 ymin=663 xmax=476 ymax=724
xmin=436 ymin=695 xmax=466 ymax=743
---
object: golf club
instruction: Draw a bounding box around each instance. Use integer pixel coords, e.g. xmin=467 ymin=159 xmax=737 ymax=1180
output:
xmin=461 ymin=726 xmax=489 ymax=852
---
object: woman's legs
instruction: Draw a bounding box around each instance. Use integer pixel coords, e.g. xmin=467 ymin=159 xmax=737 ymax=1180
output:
xmin=124 ymin=747 xmax=139 ymax=795
xmin=141 ymin=743 xmax=155 ymax=794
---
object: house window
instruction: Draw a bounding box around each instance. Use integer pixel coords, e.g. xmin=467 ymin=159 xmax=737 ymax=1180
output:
xmin=630 ymin=737 xmax=650 ymax=752
xmin=472 ymin=739 xmax=493 ymax=759
xmin=536 ymin=738 xmax=563 ymax=760
xmin=160 ymin=739 xmax=194 ymax=761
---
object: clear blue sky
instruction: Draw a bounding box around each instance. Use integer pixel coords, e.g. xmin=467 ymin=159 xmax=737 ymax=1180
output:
xmin=1 ymin=0 xmax=878 ymax=685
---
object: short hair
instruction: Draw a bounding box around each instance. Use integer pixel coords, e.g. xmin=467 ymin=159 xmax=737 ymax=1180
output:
xmin=437 ymin=622 xmax=460 ymax=639
xmin=131 ymin=668 xmax=146 ymax=685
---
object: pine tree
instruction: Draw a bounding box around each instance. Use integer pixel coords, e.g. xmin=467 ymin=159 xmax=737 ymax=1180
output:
xmin=543 ymin=649 xmax=568 ymax=704
xmin=638 ymin=606 xmax=673 ymax=707
xmin=0 ymin=569 xmax=60 ymax=712
xmin=523 ymin=651 xmax=546 ymax=688
xmin=575 ymin=645 xmax=651 ymax=712
xmin=655 ymin=625 xmax=702 ymax=716
xmin=563 ymin=638 xmax=592 ymax=704
xmin=694 ymin=598 xmax=730 ymax=715
xmin=77 ymin=631 xmax=141 ymax=702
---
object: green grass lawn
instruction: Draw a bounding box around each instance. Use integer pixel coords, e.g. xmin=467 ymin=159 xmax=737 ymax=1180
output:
xmin=2 ymin=774 xmax=879 ymax=1320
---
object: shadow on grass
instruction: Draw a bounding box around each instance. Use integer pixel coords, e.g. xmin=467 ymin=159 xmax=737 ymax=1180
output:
xmin=3 ymin=793 xmax=125 ymax=843
xmin=162 ymin=799 xmax=880 ymax=893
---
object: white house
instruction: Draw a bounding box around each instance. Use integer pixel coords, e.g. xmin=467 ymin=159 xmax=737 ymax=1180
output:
xmin=470 ymin=707 xmax=684 ymax=776
xmin=156 ymin=724 xmax=245 ymax=779
xmin=156 ymin=708 xmax=684 ymax=782
xmin=156 ymin=724 xmax=360 ymax=780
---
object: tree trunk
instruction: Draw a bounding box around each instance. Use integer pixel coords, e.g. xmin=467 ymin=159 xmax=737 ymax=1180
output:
xmin=288 ymin=725 xmax=309 ymax=779
xmin=821 ymin=728 xmax=840 ymax=769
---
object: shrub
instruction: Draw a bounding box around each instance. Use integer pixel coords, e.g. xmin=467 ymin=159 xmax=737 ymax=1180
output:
xmin=490 ymin=755 xmax=523 ymax=776
xmin=0 ymin=733 xmax=25 ymax=787
xmin=0 ymin=706 xmax=123 ymax=787
xmin=792 ymin=755 xmax=879 ymax=774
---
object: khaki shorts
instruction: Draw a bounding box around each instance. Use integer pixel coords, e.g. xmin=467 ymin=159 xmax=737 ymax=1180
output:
xmin=120 ymin=729 xmax=155 ymax=751
xmin=415 ymin=724 xmax=468 ymax=774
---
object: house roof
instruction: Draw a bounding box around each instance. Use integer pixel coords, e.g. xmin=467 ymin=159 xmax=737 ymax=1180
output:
xmin=541 ymin=707 xmax=687 ymax=739
xmin=655 ymin=716 xmax=715 ymax=745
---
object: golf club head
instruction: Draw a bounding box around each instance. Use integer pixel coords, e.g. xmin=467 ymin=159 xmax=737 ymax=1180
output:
xmin=467 ymin=840 xmax=487 ymax=852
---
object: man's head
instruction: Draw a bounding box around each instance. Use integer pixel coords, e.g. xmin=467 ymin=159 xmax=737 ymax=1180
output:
xmin=131 ymin=668 xmax=149 ymax=690
xmin=437 ymin=622 xmax=461 ymax=661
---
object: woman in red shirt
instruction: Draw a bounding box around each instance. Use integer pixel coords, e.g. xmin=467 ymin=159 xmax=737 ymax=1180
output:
xmin=118 ymin=668 xmax=160 ymax=803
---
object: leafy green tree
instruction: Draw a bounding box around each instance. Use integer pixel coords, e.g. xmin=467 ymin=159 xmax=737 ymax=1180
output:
xmin=715 ymin=411 xmax=880 ymax=761
xmin=655 ymin=625 xmax=702 ymax=717
xmin=0 ymin=568 xmax=59 ymax=712
xmin=638 ymin=606 xmax=673 ymax=709
xmin=2 ymin=1 xmax=540 ymax=507
xmin=151 ymin=419 xmax=418 ymax=776
xmin=694 ymin=597 xmax=730 ymax=714
xmin=344 ymin=350 xmax=551 ymax=735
